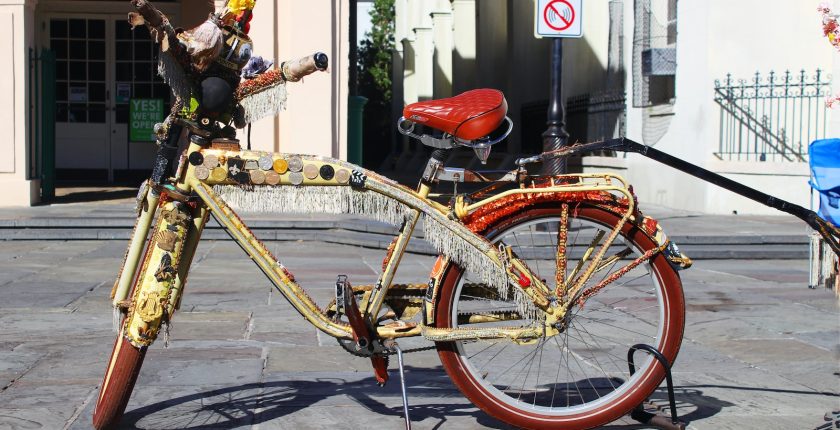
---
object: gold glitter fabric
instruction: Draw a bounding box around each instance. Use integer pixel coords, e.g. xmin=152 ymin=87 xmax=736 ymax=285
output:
xmin=235 ymin=68 xmax=284 ymax=99
xmin=463 ymin=190 xmax=621 ymax=234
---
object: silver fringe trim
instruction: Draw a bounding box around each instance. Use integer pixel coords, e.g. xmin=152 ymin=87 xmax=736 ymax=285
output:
xmin=811 ymin=231 xmax=821 ymax=287
xmin=162 ymin=317 xmax=171 ymax=348
xmin=158 ymin=51 xmax=192 ymax=101
xmin=214 ymin=185 xmax=410 ymax=226
xmin=810 ymin=231 xmax=839 ymax=293
xmin=214 ymin=181 xmax=537 ymax=319
xmin=359 ymin=179 xmax=535 ymax=319
xmin=112 ymin=306 xmax=121 ymax=333
xmin=421 ymin=217 xmax=537 ymax=320
xmin=238 ymin=83 xmax=288 ymax=125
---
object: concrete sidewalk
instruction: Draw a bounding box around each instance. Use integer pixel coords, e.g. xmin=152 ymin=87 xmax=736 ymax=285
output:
xmin=0 ymin=239 xmax=836 ymax=430
xmin=0 ymin=190 xmax=813 ymax=259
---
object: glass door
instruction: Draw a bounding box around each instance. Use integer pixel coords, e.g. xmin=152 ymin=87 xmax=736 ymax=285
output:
xmin=111 ymin=18 xmax=171 ymax=183
xmin=51 ymin=17 xmax=110 ymax=182
xmin=49 ymin=15 xmax=171 ymax=183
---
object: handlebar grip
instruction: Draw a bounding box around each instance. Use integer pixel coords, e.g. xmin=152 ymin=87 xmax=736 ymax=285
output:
xmin=281 ymin=52 xmax=329 ymax=82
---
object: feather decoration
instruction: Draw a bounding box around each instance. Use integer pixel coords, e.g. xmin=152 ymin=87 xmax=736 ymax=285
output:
xmin=157 ymin=51 xmax=193 ymax=101
xmin=182 ymin=19 xmax=224 ymax=72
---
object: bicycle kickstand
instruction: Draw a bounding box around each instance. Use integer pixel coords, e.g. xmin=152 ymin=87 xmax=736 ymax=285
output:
xmin=385 ymin=340 xmax=412 ymax=430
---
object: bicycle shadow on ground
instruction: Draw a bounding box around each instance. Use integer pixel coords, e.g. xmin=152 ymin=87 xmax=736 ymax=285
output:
xmin=602 ymin=387 xmax=735 ymax=429
xmin=119 ymin=367 xmax=514 ymax=429
xmin=605 ymin=384 xmax=839 ymax=429
xmin=114 ymin=366 xmax=776 ymax=430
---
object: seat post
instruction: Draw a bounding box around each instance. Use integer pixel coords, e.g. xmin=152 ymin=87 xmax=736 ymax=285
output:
xmin=420 ymin=148 xmax=451 ymax=186
xmin=430 ymin=148 xmax=450 ymax=164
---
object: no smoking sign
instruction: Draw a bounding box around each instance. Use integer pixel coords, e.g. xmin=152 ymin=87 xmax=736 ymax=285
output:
xmin=535 ymin=0 xmax=583 ymax=38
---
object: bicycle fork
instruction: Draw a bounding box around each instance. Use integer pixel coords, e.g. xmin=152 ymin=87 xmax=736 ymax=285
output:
xmin=111 ymin=186 xmax=209 ymax=348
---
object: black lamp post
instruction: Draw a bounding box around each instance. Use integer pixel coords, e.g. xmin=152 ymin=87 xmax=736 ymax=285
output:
xmin=542 ymin=38 xmax=569 ymax=175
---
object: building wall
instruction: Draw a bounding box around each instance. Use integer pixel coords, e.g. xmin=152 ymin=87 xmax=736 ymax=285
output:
xmin=0 ymin=0 xmax=38 ymax=205
xmin=395 ymin=0 xmax=613 ymax=154
xmin=395 ymin=0 xmax=837 ymax=215
xmin=0 ymin=0 xmax=347 ymax=206
xmin=275 ymin=0 xmax=349 ymax=160
xmin=621 ymin=0 xmax=834 ymax=214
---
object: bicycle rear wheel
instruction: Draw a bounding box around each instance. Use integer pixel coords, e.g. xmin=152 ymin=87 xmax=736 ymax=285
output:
xmin=435 ymin=203 xmax=685 ymax=430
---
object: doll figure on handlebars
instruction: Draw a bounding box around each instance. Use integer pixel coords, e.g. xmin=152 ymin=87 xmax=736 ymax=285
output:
xmin=128 ymin=0 xmax=273 ymax=185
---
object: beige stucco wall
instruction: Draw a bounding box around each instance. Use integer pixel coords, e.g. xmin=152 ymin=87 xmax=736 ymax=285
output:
xmin=0 ymin=0 xmax=38 ymax=206
xmin=621 ymin=0 xmax=833 ymax=214
xmin=0 ymin=0 xmax=347 ymax=206
xmin=278 ymin=0 xmax=349 ymax=160
xmin=207 ymin=0 xmax=347 ymax=159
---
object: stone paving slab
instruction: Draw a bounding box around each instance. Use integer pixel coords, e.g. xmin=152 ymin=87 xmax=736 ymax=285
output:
xmin=0 ymin=239 xmax=836 ymax=430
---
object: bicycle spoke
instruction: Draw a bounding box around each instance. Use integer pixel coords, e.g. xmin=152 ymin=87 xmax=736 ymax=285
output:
xmin=567 ymin=230 xmax=605 ymax=286
xmin=571 ymin=320 xmax=626 ymax=383
xmin=445 ymin=210 xmax=681 ymax=421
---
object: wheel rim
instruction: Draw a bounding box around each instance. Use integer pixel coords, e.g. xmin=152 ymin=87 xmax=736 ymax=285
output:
xmin=449 ymin=213 xmax=669 ymax=416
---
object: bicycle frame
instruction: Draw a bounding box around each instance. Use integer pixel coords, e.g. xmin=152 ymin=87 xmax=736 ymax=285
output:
xmin=112 ymin=138 xmax=651 ymax=350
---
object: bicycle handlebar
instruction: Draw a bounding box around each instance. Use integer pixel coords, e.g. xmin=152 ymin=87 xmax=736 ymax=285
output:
xmin=281 ymin=52 xmax=329 ymax=82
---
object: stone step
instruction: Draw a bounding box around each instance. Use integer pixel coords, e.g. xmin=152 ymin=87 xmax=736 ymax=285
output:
xmin=0 ymin=222 xmax=809 ymax=259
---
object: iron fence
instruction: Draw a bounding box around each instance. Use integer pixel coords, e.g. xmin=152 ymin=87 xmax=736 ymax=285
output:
xmin=714 ymin=69 xmax=832 ymax=162
xmin=566 ymin=90 xmax=627 ymax=144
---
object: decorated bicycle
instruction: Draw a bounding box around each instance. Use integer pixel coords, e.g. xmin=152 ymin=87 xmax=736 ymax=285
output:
xmin=93 ymin=1 xmax=840 ymax=429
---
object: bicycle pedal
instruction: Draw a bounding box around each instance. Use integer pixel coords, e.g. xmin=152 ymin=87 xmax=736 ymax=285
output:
xmin=339 ymin=276 xmax=390 ymax=386
xmin=371 ymin=354 xmax=389 ymax=386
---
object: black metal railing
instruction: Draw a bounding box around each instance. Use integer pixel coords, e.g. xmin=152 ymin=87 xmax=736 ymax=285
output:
xmin=566 ymin=90 xmax=627 ymax=149
xmin=714 ymin=69 xmax=831 ymax=162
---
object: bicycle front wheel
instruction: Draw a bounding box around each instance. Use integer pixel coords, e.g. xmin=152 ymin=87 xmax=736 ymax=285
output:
xmin=435 ymin=203 xmax=685 ymax=430
xmin=92 ymin=328 xmax=146 ymax=430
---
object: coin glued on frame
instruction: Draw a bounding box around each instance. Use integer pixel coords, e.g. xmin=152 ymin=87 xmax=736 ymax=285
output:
xmin=335 ymin=169 xmax=351 ymax=184
xmin=258 ymin=155 xmax=274 ymax=171
xmin=287 ymin=156 xmax=303 ymax=172
xmin=211 ymin=167 xmax=228 ymax=182
xmin=273 ymin=158 xmax=288 ymax=173
xmin=289 ymin=171 xmax=304 ymax=185
xmin=303 ymin=164 xmax=319 ymax=180
xmin=194 ymin=166 xmax=210 ymax=180
xmin=265 ymin=171 xmax=281 ymax=185
xmin=244 ymin=159 xmax=259 ymax=170
xmin=188 ymin=152 xmax=204 ymax=166
xmin=250 ymin=170 xmax=266 ymax=184
xmin=319 ymin=165 xmax=335 ymax=180
xmin=203 ymin=154 xmax=219 ymax=169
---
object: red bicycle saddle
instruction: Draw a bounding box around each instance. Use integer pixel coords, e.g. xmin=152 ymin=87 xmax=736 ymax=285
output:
xmin=403 ymin=89 xmax=507 ymax=141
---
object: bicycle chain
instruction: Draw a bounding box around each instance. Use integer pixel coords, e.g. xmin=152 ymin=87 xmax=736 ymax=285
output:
xmin=335 ymin=337 xmax=438 ymax=357
xmin=327 ymin=282 xmax=534 ymax=357
xmin=331 ymin=311 xmax=438 ymax=357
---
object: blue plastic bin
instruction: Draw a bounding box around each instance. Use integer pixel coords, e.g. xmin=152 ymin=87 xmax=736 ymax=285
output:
xmin=809 ymin=138 xmax=840 ymax=227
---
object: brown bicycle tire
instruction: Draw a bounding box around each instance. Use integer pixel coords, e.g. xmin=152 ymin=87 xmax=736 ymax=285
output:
xmin=435 ymin=203 xmax=685 ymax=430
xmin=92 ymin=329 xmax=147 ymax=430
